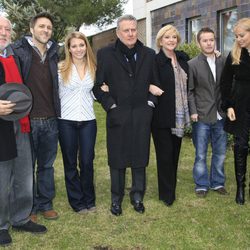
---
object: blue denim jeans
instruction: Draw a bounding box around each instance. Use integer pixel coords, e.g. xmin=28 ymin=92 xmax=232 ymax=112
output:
xmin=30 ymin=118 xmax=58 ymax=213
xmin=0 ymin=121 xmax=32 ymax=230
xmin=192 ymin=119 xmax=227 ymax=191
xmin=58 ymin=119 xmax=97 ymax=212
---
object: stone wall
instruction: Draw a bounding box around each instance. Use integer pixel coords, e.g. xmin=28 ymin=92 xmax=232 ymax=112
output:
xmin=151 ymin=0 xmax=250 ymax=49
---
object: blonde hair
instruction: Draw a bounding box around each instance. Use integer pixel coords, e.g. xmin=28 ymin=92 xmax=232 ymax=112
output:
xmin=59 ymin=31 xmax=96 ymax=83
xmin=156 ymin=25 xmax=181 ymax=50
xmin=232 ymin=18 xmax=250 ymax=65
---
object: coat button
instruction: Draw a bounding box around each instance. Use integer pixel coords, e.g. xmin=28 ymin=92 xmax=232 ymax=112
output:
xmin=129 ymin=74 xmax=133 ymax=77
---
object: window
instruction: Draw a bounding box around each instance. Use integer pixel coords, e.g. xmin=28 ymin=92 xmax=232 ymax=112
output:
xmin=161 ymin=22 xmax=174 ymax=28
xmin=219 ymin=8 xmax=238 ymax=56
xmin=187 ymin=17 xmax=202 ymax=42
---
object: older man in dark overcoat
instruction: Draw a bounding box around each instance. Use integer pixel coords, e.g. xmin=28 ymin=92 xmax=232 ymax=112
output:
xmin=93 ymin=14 xmax=158 ymax=216
xmin=0 ymin=16 xmax=47 ymax=247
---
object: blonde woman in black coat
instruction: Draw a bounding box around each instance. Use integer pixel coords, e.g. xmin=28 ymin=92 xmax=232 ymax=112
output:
xmin=151 ymin=25 xmax=190 ymax=206
xmin=220 ymin=18 xmax=250 ymax=205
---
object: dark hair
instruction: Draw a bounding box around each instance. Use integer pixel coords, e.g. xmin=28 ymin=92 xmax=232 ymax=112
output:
xmin=30 ymin=12 xmax=54 ymax=28
xmin=197 ymin=27 xmax=215 ymax=42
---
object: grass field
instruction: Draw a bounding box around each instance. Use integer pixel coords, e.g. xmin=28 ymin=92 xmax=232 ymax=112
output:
xmin=8 ymin=104 xmax=250 ymax=250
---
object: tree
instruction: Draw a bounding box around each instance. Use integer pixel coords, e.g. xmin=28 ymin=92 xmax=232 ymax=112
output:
xmin=38 ymin=0 xmax=127 ymax=29
xmin=0 ymin=0 xmax=127 ymax=41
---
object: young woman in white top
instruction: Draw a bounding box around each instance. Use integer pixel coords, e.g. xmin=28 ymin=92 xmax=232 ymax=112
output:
xmin=58 ymin=31 xmax=97 ymax=213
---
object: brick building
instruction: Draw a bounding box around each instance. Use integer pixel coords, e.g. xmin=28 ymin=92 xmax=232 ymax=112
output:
xmin=90 ymin=0 xmax=250 ymax=55
xmin=134 ymin=0 xmax=250 ymax=54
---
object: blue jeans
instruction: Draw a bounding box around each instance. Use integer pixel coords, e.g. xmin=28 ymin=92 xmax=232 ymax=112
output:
xmin=30 ymin=118 xmax=58 ymax=213
xmin=192 ymin=120 xmax=227 ymax=191
xmin=58 ymin=119 xmax=97 ymax=212
xmin=0 ymin=121 xmax=32 ymax=230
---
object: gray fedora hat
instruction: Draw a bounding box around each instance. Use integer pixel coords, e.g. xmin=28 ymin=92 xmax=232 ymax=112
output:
xmin=0 ymin=82 xmax=32 ymax=121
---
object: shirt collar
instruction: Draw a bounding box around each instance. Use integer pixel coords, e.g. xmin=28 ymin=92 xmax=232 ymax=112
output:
xmin=0 ymin=49 xmax=7 ymax=58
xmin=0 ymin=45 xmax=14 ymax=58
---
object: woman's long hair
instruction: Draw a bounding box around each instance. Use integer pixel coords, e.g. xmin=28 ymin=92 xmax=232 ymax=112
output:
xmin=232 ymin=18 xmax=250 ymax=65
xmin=59 ymin=31 xmax=96 ymax=83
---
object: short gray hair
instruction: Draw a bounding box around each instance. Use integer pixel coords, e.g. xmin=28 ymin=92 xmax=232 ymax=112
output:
xmin=116 ymin=14 xmax=137 ymax=30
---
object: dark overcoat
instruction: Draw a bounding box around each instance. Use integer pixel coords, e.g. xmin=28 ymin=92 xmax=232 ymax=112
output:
xmin=93 ymin=40 xmax=157 ymax=169
xmin=152 ymin=49 xmax=189 ymax=128
xmin=220 ymin=48 xmax=250 ymax=135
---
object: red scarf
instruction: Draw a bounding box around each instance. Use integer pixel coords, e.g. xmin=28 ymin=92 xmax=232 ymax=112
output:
xmin=0 ymin=55 xmax=30 ymax=133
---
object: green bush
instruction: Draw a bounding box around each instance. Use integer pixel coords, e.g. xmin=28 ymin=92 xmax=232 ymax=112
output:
xmin=178 ymin=40 xmax=200 ymax=59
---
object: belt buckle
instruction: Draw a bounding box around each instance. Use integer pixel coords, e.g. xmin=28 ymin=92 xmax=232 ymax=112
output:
xmin=32 ymin=117 xmax=48 ymax=120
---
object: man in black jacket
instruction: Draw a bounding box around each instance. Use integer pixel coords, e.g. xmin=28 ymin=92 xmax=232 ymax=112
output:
xmin=0 ymin=16 xmax=47 ymax=247
xmin=93 ymin=14 xmax=157 ymax=216
xmin=12 ymin=12 xmax=60 ymax=222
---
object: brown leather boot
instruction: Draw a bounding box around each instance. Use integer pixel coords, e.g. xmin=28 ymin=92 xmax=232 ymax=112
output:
xmin=29 ymin=214 xmax=38 ymax=223
xmin=41 ymin=210 xmax=59 ymax=220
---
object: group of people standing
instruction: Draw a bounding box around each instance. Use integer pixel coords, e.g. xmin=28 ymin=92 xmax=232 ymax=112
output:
xmin=0 ymin=11 xmax=250 ymax=247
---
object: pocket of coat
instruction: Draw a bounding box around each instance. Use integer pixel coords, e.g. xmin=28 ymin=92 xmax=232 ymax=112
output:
xmin=107 ymin=106 xmax=121 ymax=128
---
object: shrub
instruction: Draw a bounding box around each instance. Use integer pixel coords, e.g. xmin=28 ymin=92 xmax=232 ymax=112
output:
xmin=178 ymin=40 xmax=200 ymax=59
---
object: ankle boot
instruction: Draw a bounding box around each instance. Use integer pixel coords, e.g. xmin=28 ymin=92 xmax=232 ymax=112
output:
xmin=234 ymin=146 xmax=248 ymax=205
xmin=236 ymin=179 xmax=245 ymax=205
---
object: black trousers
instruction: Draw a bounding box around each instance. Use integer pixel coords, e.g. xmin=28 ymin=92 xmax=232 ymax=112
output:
xmin=152 ymin=127 xmax=182 ymax=203
xmin=110 ymin=167 xmax=146 ymax=204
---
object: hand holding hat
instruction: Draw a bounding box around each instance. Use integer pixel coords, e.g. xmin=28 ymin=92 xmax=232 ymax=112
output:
xmin=0 ymin=83 xmax=32 ymax=121
xmin=0 ymin=100 xmax=16 ymax=116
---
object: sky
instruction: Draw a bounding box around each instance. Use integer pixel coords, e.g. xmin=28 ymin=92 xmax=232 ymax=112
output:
xmin=80 ymin=0 xmax=133 ymax=36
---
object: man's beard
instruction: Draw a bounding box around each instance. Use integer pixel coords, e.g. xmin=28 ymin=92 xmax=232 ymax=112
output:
xmin=0 ymin=41 xmax=10 ymax=51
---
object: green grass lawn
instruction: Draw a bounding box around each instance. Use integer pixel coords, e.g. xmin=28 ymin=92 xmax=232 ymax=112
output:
xmin=9 ymin=104 xmax=250 ymax=249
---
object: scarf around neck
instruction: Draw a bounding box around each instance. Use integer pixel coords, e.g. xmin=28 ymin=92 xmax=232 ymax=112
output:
xmin=116 ymin=39 xmax=140 ymax=74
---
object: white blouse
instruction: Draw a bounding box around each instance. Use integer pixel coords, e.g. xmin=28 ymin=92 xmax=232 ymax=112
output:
xmin=59 ymin=65 xmax=95 ymax=121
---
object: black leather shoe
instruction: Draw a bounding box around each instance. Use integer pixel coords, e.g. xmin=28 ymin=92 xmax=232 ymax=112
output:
xmin=12 ymin=220 xmax=47 ymax=234
xmin=0 ymin=230 xmax=12 ymax=246
xmin=131 ymin=200 xmax=145 ymax=213
xmin=163 ymin=200 xmax=174 ymax=207
xmin=110 ymin=203 xmax=122 ymax=216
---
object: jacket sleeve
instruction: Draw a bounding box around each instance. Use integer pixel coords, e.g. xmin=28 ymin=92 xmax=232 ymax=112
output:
xmin=187 ymin=62 xmax=197 ymax=115
xmin=92 ymin=49 xmax=116 ymax=112
xmin=147 ymin=55 xmax=160 ymax=105
xmin=220 ymin=53 xmax=235 ymax=112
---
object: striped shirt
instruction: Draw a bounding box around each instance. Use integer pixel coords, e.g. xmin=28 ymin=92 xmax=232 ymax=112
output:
xmin=58 ymin=65 xmax=95 ymax=121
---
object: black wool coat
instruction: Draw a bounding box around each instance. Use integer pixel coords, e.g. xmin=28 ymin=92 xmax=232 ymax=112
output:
xmin=152 ymin=49 xmax=189 ymax=128
xmin=220 ymin=48 xmax=250 ymax=135
xmin=93 ymin=40 xmax=157 ymax=169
